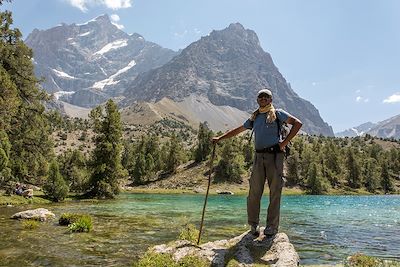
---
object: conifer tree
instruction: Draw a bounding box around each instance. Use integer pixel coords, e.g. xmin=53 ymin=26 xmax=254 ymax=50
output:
xmin=286 ymin=150 xmax=300 ymax=186
xmin=214 ymin=138 xmax=244 ymax=183
xmin=43 ymin=160 xmax=69 ymax=202
xmin=362 ymin=158 xmax=379 ymax=193
xmin=306 ymin=162 xmax=328 ymax=194
xmin=0 ymin=130 xmax=12 ymax=185
xmin=1 ymin=5 xmax=53 ymax=185
xmin=323 ymin=141 xmax=341 ymax=187
xmin=58 ymin=149 xmax=88 ymax=192
xmin=345 ymin=148 xmax=361 ymax=188
xmin=88 ymin=100 xmax=128 ymax=198
xmin=194 ymin=122 xmax=213 ymax=162
xmin=164 ymin=134 xmax=185 ymax=174
xmin=381 ymin=161 xmax=394 ymax=194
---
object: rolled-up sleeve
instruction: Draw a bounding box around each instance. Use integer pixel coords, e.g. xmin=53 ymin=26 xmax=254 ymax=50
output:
xmin=243 ymin=119 xmax=252 ymax=129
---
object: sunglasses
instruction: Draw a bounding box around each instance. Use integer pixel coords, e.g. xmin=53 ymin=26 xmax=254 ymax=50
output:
xmin=257 ymin=93 xmax=271 ymax=99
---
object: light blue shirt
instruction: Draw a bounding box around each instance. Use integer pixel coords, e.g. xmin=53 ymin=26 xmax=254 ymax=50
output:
xmin=243 ymin=109 xmax=290 ymax=150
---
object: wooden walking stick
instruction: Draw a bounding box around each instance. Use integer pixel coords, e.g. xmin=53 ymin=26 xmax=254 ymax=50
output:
xmin=197 ymin=143 xmax=217 ymax=245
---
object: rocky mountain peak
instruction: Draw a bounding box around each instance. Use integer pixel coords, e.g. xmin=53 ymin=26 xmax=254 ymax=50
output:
xmin=123 ymin=23 xmax=334 ymax=135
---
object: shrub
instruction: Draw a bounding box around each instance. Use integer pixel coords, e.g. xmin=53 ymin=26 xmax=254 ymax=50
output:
xmin=68 ymin=215 xmax=92 ymax=232
xmin=22 ymin=220 xmax=39 ymax=230
xmin=178 ymin=223 xmax=199 ymax=244
xmin=59 ymin=213 xmax=83 ymax=226
xmin=134 ymin=252 xmax=208 ymax=267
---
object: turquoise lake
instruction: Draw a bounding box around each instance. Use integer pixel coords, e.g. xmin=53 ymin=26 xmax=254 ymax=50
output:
xmin=0 ymin=194 xmax=399 ymax=266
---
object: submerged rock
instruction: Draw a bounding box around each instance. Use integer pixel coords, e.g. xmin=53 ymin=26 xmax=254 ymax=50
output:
xmin=11 ymin=208 xmax=55 ymax=222
xmin=151 ymin=230 xmax=299 ymax=266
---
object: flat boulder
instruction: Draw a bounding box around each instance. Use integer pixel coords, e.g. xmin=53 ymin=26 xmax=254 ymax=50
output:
xmin=11 ymin=208 xmax=55 ymax=222
xmin=151 ymin=230 xmax=299 ymax=266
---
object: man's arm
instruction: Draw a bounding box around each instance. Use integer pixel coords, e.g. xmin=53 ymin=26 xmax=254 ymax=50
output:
xmin=279 ymin=116 xmax=302 ymax=150
xmin=212 ymin=125 xmax=247 ymax=143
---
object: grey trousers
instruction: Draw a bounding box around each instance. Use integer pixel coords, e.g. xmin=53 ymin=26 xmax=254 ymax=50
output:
xmin=247 ymin=151 xmax=284 ymax=234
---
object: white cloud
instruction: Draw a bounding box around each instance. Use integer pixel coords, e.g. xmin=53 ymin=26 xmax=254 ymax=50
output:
xmin=312 ymin=82 xmax=317 ymax=86
xmin=65 ymin=0 xmax=132 ymax=12
xmin=356 ymin=96 xmax=369 ymax=103
xmin=110 ymin=14 xmax=120 ymax=22
xmin=383 ymin=93 xmax=400 ymax=103
xmin=104 ymin=0 xmax=132 ymax=9
xmin=68 ymin=0 xmax=88 ymax=12
xmin=110 ymin=14 xmax=124 ymax=29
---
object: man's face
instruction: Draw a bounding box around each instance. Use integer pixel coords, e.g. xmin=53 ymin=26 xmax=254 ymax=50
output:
xmin=257 ymin=93 xmax=272 ymax=107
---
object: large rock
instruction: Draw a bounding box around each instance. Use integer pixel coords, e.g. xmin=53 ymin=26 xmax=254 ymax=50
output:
xmin=11 ymin=208 xmax=55 ymax=222
xmin=151 ymin=231 xmax=299 ymax=267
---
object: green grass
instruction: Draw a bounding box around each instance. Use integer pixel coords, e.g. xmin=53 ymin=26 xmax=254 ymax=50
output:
xmin=22 ymin=220 xmax=40 ymax=230
xmin=0 ymin=191 xmax=52 ymax=206
xmin=134 ymin=252 xmax=208 ymax=267
xmin=67 ymin=215 xmax=93 ymax=233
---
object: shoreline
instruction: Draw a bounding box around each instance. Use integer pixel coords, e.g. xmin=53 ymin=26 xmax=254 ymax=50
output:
xmin=1 ymin=187 xmax=398 ymax=206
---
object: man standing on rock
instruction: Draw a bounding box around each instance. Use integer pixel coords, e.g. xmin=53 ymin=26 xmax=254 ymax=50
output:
xmin=212 ymin=88 xmax=302 ymax=238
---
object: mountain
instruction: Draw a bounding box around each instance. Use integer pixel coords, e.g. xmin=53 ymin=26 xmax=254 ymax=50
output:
xmin=335 ymin=114 xmax=400 ymax=139
xmin=335 ymin=122 xmax=377 ymax=137
xmin=122 ymin=23 xmax=334 ymax=136
xmin=367 ymin=114 xmax=400 ymax=139
xmin=26 ymin=14 xmax=178 ymax=107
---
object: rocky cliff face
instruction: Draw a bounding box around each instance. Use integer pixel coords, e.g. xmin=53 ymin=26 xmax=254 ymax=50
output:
xmin=123 ymin=23 xmax=334 ymax=136
xmin=26 ymin=14 xmax=178 ymax=107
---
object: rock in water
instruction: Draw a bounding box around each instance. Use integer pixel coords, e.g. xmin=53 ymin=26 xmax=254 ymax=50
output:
xmin=11 ymin=208 xmax=55 ymax=222
xmin=151 ymin=231 xmax=299 ymax=266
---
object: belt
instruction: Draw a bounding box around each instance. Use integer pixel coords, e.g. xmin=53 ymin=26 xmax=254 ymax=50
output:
xmin=255 ymin=144 xmax=281 ymax=153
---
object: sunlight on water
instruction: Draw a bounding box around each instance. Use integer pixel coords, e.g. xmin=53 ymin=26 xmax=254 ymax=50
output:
xmin=0 ymin=194 xmax=399 ymax=266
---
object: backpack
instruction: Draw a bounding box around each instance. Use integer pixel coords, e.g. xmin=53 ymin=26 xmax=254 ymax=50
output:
xmin=249 ymin=109 xmax=291 ymax=157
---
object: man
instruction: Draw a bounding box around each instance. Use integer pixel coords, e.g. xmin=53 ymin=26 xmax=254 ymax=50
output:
xmin=212 ymin=88 xmax=302 ymax=238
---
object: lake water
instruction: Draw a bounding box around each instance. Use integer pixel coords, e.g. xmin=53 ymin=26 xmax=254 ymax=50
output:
xmin=0 ymin=194 xmax=399 ymax=266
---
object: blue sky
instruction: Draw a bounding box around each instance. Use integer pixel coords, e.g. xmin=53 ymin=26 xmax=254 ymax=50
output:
xmin=3 ymin=0 xmax=400 ymax=132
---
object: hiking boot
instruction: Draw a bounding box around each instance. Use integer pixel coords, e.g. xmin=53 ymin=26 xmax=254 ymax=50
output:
xmin=263 ymin=229 xmax=277 ymax=239
xmin=250 ymin=225 xmax=260 ymax=236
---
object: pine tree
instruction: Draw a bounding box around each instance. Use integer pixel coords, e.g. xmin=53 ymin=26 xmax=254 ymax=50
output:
xmin=164 ymin=134 xmax=185 ymax=174
xmin=1 ymin=6 xmax=53 ymax=185
xmin=43 ymin=160 xmax=69 ymax=202
xmin=0 ymin=130 xmax=12 ymax=185
xmin=345 ymin=148 xmax=361 ymax=188
xmin=381 ymin=161 xmax=394 ymax=194
xmin=323 ymin=141 xmax=341 ymax=187
xmin=286 ymin=150 xmax=300 ymax=186
xmin=58 ymin=149 xmax=88 ymax=192
xmin=88 ymin=100 xmax=128 ymax=198
xmin=306 ymin=162 xmax=328 ymax=195
xmin=194 ymin=122 xmax=213 ymax=162
xmin=214 ymin=138 xmax=244 ymax=183
xmin=362 ymin=158 xmax=379 ymax=193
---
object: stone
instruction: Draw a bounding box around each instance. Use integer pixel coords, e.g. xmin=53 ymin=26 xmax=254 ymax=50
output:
xmin=150 ymin=230 xmax=299 ymax=267
xmin=11 ymin=208 xmax=55 ymax=222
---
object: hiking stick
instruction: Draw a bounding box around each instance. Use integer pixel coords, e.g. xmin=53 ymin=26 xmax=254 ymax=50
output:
xmin=197 ymin=143 xmax=217 ymax=245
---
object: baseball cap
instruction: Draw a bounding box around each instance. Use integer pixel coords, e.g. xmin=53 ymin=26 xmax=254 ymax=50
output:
xmin=257 ymin=88 xmax=272 ymax=97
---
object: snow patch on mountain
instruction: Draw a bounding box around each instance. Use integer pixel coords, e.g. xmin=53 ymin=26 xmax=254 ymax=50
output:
xmin=92 ymin=60 xmax=136 ymax=90
xmin=52 ymin=69 xmax=76 ymax=79
xmin=53 ymin=91 xmax=75 ymax=100
xmin=93 ymin=39 xmax=128 ymax=55
xmin=78 ymin=31 xmax=92 ymax=37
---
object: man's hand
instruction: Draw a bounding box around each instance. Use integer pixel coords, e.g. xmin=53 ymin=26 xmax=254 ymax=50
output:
xmin=279 ymin=142 xmax=287 ymax=151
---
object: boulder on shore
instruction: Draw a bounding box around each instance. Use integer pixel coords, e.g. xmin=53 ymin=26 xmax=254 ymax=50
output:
xmin=151 ymin=230 xmax=299 ymax=266
xmin=11 ymin=208 xmax=55 ymax=222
